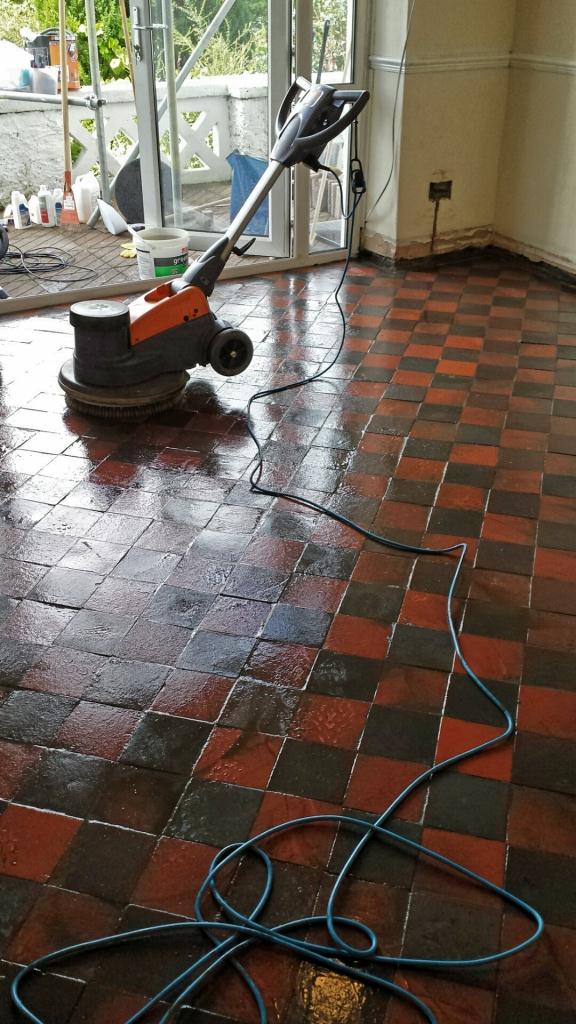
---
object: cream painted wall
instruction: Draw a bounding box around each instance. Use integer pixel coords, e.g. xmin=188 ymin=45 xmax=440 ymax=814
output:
xmin=512 ymin=0 xmax=576 ymax=60
xmin=363 ymin=0 xmax=410 ymax=255
xmin=363 ymin=0 xmax=516 ymax=257
xmin=494 ymin=0 xmax=576 ymax=272
xmin=396 ymin=68 xmax=510 ymax=254
xmin=363 ymin=0 xmax=576 ymax=272
xmin=408 ymin=0 xmax=516 ymax=58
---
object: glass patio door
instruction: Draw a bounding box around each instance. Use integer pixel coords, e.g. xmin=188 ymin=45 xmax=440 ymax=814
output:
xmin=131 ymin=0 xmax=290 ymax=256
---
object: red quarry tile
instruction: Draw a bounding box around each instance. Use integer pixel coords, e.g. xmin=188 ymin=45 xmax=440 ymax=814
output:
xmin=493 ymin=469 xmax=542 ymax=494
xmin=289 ymin=693 xmax=368 ymax=748
xmin=396 ymin=458 xmax=446 ymax=482
xmin=451 ymin=444 xmax=499 ymax=467
xmin=461 ymin=407 xmax=505 ymax=427
xmin=8 ymin=886 xmax=120 ymax=968
xmin=400 ymin=591 xmax=448 ymax=631
xmin=528 ymin=610 xmax=576 ymax=653
xmin=459 ymin=634 xmax=523 ymax=681
xmin=250 ymin=791 xmax=339 ymax=867
xmin=132 ymin=837 xmax=219 ymax=916
xmin=508 ymin=786 xmax=576 ymax=856
xmin=539 ymin=495 xmax=576 ymax=525
xmin=360 ymin=432 xmax=405 ymax=454
xmin=436 ymin=484 xmax=486 ymax=511
xmin=518 ymin=686 xmax=576 ymax=740
xmin=68 ymin=986 xmax=151 ymax=1024
xmin=535 ymin=547 xmax=576 ymax=582
xmin=500 ymin=429 xmax=548 ymax=451
xmin=281 ymin=575 xmax=346 ymax=612
xmin=2 ymin=260 xmax=576 ymax=1024
xmin=244 ymin=641 xmax=317 ymax=687
xmin=424 ymin=388 xmax=468 ymax=407
xmin=345 ymin=754 xmax=425 ymax=821
xmin=411 ymin=420 xmax=457 ymax=441
xmin=375 ymin=665 xmax=448 ymax=714
xmin=394 ymin=370 xmax=434 ymax=387
xmin=325 ymin=614 xmax=390 ymax=659
xmin=151 ymin=670 xmax=233 ymax=720
xmin=56 ymin=702 xmax=141 ymax=760
xmin=376 ymin=501 xmax=430 ymax=531
xmin=0 ymin=741 xmax=41 ymax=799
xmin=435 ymin=717 xmax=512 ymax=781
xmin=18 ymin=649 xmax=102 ymax=697
xmin=498 ymin=916 xmax=576 ymax=1011
xmin=416 ymin=826 xmax=505 ymax=899
xmin=352 ymin=551 xmax=412 ymax=586
xmin=193 ymin=727 xmax=281 ymax=788
xmin=0 ymin=804 xmax=81 ymax=881
xmin=481 ymin=513 xmax=537 ymax=545
xmin=469 ymin=568 xmax=531 ymax=607
xmin=343 ymin=472 xmax=390 ymax=497
xmin=436 ymin=360 xmax=477 ymax=377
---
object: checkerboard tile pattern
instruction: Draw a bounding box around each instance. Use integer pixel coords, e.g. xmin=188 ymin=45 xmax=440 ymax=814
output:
xmin=0 ymin=257 xmax=575 ymax=1022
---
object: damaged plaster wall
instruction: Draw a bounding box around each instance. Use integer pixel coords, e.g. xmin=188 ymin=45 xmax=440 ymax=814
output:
xmin=362 ymin=0 xmax=515 ymax=259
xmin=494 ymin=0 xmax=576 ymax=273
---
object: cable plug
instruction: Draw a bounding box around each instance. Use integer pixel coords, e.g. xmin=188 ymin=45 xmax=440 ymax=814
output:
xmin=351 ymin=159 xmax=366 ymax=196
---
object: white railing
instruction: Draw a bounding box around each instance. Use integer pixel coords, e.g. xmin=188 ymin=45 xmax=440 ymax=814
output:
xmin=0 ymin=73 xmax=267 ymax=201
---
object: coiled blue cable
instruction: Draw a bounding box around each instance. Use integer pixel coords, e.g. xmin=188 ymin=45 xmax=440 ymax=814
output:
xmin=11 ymin=190 xmax=543 ymax=1024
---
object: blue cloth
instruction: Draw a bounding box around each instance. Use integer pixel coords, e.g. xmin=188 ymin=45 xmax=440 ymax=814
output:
xmin=226 ymin=150 xmax=269 ymax=236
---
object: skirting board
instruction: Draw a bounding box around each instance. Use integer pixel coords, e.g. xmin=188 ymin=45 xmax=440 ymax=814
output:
xmin=362 ymin=225 xmax=494 ymax=261
xmin=362 ymin=226 xmax=576 ymax=281
xmin=492 ymin=233 xmax=576 ymax=278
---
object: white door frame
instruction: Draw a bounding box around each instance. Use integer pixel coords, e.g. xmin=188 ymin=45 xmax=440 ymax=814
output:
xmin=293 ymin=0 xmax=371 ymax=262
xmin=133 ymin=0 xmax=291 ymax=257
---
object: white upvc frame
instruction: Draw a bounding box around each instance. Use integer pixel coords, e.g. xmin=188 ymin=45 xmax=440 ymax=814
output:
xmin=293 ymin=0 xmax=371 ymax=262
xmin=133 ymin=0 xmax=291 ymax=257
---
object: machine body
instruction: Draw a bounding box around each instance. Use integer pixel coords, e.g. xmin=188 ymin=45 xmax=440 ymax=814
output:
xmin=59 ymin=79 xmax=369 ymax=416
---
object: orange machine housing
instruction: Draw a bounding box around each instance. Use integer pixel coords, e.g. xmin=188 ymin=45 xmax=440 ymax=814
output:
xmin=128 ymin=283 xmax=210 ymax=346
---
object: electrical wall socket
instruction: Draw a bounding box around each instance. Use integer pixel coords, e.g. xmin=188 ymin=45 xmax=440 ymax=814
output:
xmin=429 ymin=180 xmax=453 ymax=201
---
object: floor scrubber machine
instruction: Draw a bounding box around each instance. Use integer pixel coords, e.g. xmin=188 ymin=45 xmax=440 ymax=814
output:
xmin=58 ymin=76 xmax=369 ymax=417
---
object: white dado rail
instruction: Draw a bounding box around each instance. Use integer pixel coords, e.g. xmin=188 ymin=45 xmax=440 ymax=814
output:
xmin=0 ymin=73 xmax=268 ymax=202
xmin=369 ymin=52 xmax=576 ymax=75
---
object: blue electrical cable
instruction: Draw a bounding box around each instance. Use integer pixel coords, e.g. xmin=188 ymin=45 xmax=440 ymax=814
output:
xmin=11 ymin=178 xmax=543 ymax=1024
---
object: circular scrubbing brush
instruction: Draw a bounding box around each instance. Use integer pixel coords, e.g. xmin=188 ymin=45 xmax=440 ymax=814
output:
xmin=59 ymin=359 xmax=189 ymax=419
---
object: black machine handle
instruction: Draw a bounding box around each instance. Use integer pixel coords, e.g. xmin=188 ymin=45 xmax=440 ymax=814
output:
xmin=271 ymin=77 xmax=369 ymax=168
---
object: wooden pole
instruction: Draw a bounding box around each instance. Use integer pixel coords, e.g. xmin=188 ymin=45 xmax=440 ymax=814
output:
xmin=118 ymin=0 xmax=136 ymax=92
xmin=58 ymin=0 xmax=79 ymax=224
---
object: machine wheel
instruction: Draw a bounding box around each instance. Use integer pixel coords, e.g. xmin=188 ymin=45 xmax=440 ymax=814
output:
xmin=209 ymin=328 xmax=253 ymax=377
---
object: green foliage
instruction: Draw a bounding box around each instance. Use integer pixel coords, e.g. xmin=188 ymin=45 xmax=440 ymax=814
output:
xmin=170 ymin=0 xmax=267 ymax=76
xmin=21 ymin=0 xmax=349 ymax=85
xmin=0 ymin=0 xmax=38 ymax=46
xmin=31 ymin=0 xmax=128 ymax=82
xmin=312 ymin=0 xmax=351 ymax=75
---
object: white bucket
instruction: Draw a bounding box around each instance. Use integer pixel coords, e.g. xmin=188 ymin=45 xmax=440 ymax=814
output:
xmin=134 ymin=227 xmax=189 ymax=280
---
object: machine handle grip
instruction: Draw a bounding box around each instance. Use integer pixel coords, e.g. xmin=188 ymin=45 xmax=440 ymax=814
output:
xmin=274 ymin=77 xmax=312 ymax=136
xmin=297 ymin=89 xmax=369 ymax=150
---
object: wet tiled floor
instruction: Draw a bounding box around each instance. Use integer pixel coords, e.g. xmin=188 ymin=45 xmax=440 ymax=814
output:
xmin=0 ymin=256 xmax=575 ymax=1022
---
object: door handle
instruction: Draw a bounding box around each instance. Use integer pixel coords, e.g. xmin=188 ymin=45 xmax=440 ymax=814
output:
xmin=131 ymin=7 xmax=166 ymax=61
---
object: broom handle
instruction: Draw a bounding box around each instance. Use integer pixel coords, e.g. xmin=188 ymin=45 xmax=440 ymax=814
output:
xmin=58 ymin=0 xmax=71 ymax=177
xmin=119 ymin=0 xmax=136 ymax=94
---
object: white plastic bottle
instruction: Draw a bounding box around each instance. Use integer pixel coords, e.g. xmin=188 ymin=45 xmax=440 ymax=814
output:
xmin=28 ymin=194 xmax=41 ymax=225
xmin=11 ymin=191 xmax=30 ymax=229
xmin=72 ymin=172 xmax=100 ymax=223
xmin=53 ymin=188 xmax=63 ymax=225
xmin=38 ymin=185 xmax=56 ymax=227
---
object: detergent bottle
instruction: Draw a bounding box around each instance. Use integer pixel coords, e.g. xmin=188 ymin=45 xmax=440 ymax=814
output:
xmin=11 ymin=191 xmax=30 ymax=229
xmin=28 ymin=194 xmax=41 ymax=224
xmin=53 ymin=188 xmax=63 ymax=225
xmin=38 ymin=185 xmax=56 ymax=227
xmin=72 ymin=172 xmax=100 ymax=223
